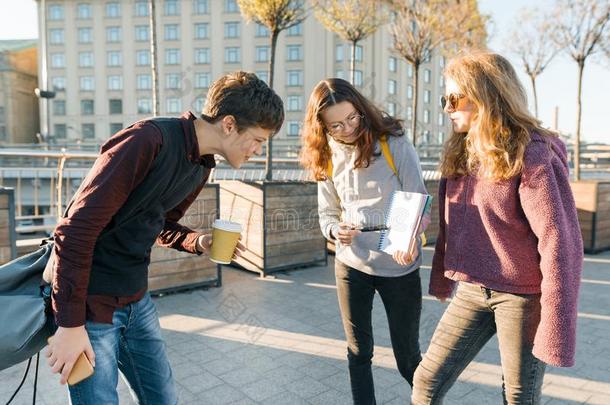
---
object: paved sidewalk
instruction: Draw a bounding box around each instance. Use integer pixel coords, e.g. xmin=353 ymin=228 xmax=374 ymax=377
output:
xmin=2 ymin=247 xmax=609 ymax=404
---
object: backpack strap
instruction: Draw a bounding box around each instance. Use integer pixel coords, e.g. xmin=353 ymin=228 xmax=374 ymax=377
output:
xmin=326 ymin=135 xmax=397 ymax=179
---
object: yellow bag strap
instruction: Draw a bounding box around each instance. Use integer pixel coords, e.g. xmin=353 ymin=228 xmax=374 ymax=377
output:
xmin=326 ymin=135 xmax=397 ymax=178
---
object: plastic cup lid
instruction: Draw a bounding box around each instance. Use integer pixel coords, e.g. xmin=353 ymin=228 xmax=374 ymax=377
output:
xmin=213 ymin=219 xmax=242 ymax=233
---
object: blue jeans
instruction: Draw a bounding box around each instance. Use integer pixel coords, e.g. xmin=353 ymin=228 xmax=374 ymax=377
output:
xmin=412 ymin=282 xmax=546 ymax=405
xmin=335 ymin=260 xmax=422 ymax=405
xmin=68 ymin=293 xmax=177 ymax=405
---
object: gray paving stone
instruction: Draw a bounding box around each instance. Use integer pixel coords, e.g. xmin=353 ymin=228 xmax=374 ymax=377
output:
xmin=308 ymin=388 xmax=353 ymax=405
xmin=284 ymin=375 xmax=332 ymax=399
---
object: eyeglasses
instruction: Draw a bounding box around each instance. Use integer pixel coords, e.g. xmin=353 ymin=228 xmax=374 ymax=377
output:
xmin=327 ymin=112 xmax=363 ymax=136
xmin=440 ymin=93 xmax=466 ymax=111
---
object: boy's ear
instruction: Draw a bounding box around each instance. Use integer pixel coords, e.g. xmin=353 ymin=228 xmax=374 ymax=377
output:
xmin=221 ymin=115 xmax=237 ymax=135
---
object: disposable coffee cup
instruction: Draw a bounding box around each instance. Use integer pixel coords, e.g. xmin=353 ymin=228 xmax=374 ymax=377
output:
xmin=209 ymin=219 xmax=242 ymax=264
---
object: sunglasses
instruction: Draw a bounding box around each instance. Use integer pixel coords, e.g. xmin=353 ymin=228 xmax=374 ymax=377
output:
xmin=440 ymin=93 xmax=466 ymax=111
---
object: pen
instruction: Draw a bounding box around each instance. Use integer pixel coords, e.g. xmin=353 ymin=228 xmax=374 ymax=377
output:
xmin=357 ymin=225 xmax=390 ymax=232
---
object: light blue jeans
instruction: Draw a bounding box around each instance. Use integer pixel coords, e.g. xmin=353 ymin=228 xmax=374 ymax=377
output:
xmin=68 ymin=293 xmax=177 ymax=405
xmin=412 ymin=282 xmax=546 ymax=405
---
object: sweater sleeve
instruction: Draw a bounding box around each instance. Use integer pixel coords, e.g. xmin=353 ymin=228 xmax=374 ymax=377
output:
xmin=429 ymin=177 xmax=456 ymax=298
xmin=519 ymin=155 xmax=583 ymax=367
xmin=318 ymin=179 xmax=342 ymax=241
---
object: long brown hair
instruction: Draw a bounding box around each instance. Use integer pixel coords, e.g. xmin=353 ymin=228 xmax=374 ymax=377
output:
xmin=300 ymin=78 xmax=404 ymax=181
xmin=440 ymin=52 xmax=556 ymax=180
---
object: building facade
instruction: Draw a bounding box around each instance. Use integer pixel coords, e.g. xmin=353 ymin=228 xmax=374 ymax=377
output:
xmin=38 ymin=0 xmax=450 ymax=148
xmin=0 ymin=40 xmax=39 ymax=145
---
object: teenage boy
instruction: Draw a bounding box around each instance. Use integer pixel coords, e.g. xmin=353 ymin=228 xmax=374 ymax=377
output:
xmin=45 ymin=71 xmax=284 ymax=404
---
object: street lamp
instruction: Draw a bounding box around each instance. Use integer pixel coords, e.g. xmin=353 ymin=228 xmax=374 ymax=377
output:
xmin=34 ymin=87 xmax=55 ymax=143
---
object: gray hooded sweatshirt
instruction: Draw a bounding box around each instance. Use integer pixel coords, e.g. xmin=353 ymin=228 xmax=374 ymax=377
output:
xmin=318 ymin=133 xmax=429 ymax=277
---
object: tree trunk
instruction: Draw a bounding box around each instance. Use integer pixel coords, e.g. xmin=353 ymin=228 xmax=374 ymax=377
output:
xmin=411 ymin=63 xmax=419 ymax=146
xmin=265 ymin=30 xmax=280 ymax=181
xmin=149 ymin=0 xmax=159 ymax=116
xmin=530 ymin=74 xmax=539 ymax=118
xmin=350 ymin=40 xmax=357 ymax=85
xmin=574 ymin=59 xmax=584 ymax=181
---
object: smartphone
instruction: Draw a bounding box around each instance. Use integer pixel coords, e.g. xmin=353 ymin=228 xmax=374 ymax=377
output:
xmin=47 ymin=337 xmax=95 ymax=385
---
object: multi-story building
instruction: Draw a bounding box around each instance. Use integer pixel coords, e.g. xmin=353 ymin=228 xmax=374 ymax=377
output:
xmin=38 ymin=0 xmax=450 ymax=148
xmin=0 ymin=39 xmax=39 ymax=144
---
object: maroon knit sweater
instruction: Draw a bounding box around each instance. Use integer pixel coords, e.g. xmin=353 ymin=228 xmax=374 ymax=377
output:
xmin=430 ymin=132 xmax=583 ymax=367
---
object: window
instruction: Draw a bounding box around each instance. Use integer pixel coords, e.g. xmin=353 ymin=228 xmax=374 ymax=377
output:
xmin=135 ymin=1 xmax=149 ymax=16
xmin=439 ymin=56 xmax=445 ymax=68
xmin=354 ymin=45 xmax=363 ymax=62
xmin=423 ymin=90 xmax=430 ymax=104
xmin=407 ymin=106 xmax=413 ymax=120
xmin=166 ymin=73 xmax=182 ymax=89
xmin=136 ymin=50 xmax=150 ymax=66
xmin=335 ymin=44 xmax=343 ymax=62
xmin=439 ymin=74 xmax=444 ymax=87
xmin=0 ymin=125 xmax=5 ymax=141
xmin=437 ymin=131 xmax=445 ymax=144
xmin=194 ymin=72 xmax=210 ymax=88
xmin=79 ymin=52 xmax=94 ymax=67
xmin=49 ymin=29 xmax=64 ymax=45
xmin=106 ymin=2 xmax=120 ymax=18
xmin=287 ymin=121 xmax=300 ymax=137
xmin=194 ymin=48 xmax=210 ymax=64
xmin=224 ymin=47 xmax=240 ymax=63
xmin=193 ymin=0 xmax=209 ymax=14
xmin=167 ymin=98 xmax=182 ymax=114
xmin=48 ymin=4 xmax=64 ymax=20
xmin=164 ymin=24 xmax=179 ymax=41
xmin=286 ymin=70 xmax=303 ymax=86
xmin=53 ymin=100 xmax=66 ymax=116
xmin=286 ymin=95 xmax=302 ymax=112
xmin=54 ymin=124 xmax=67 ymax=138
xmin=164 ymin=0 xmax=179 ymax=15
xmin=77 ymin=3 xmax=92 ymax=19
xmin=107 ymin=51 xmax=122 ymax=67
xmin=424 ymin=69 xmax=431 ymax=83
xmin=256 ymin=46 xmax=269 ymax=63
xmin=137 ymin=74 xmax=152 ymax=90
xmin=225 ymin=0 xmax=238 ymax=13
xmin=407 ymin=64 xmax=413 ymax=78
xmin=51 ymin=77 xmax=66 ymax=91
xmin=51 ymin=53 xmax=65 ymax=68
xmin=256 ymin=70 xmax=268 ymax=84
xmin=407 ymin=85 xmax=413 ymax=99
xmin=137 ymin=98 xmax=152 ymax=114
xmin=287 ymin=23 xmax=302 ymax=36
xmin=387 ymin=102 xmax=396 ymax=116
xmin=423 ymin=109 xmax=430 ymax=124
xmin=107 ymin=75 xmax=123 ymax=90
xmin=78 ymin=28 xmax=93 ymax=44
xmin=193 ymin=97 xmax=205 ymax=112
xmin=165 ymin=49 xmax=181 ymax=65
xmin=389 ymin=57 xmax=397 ymax=72
xmin=109 ymin=99 xmax=122 ymax=114
xmin=388 ymin=80 xmax=397 ymax=95
xmin=82 ymin=124 xmax=95 ymax=139
xmin=423 ymin=49 xmax=431 ymax=63
xmin=438 ymin=112 xmax=445 ymax=126
xmin=80 ymin=76 xmax=95 ymax=91
xmin=287 ymin=45 xmax=302 ymax=61
xmin=106 ymin=27 xmax=121 ymax=43
xmin=110 ymin=123 xmax=123 ymax=135
xmin=224 ymin=22 xmax=240 ymax=38
xmin=194 ymin=23 xmax=208 ymax=39
xmin=135 ymin=26 xmax=149 ymax=42
xmin=354 ymin=70 xmax=363 ymax=87
xmin=423 ymin=130 xmax=431 ymax=144
xmin=256 ymin=24 xmax=269 ymax=37
xmin=81 ymin=100 xmax=94 ymax=115
xmin=335 ymin=69 xmax=344 ymax=79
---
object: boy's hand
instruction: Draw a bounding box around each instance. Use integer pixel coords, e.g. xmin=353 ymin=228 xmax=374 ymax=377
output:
xmin=333 ymin=223 xmax=361 ymax=246
xmin=47 ymin=326 xmax=95 ymax=385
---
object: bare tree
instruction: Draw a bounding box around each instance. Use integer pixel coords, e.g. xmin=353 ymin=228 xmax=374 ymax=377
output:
xmin=553 ymin=0 xmax=610 ymax=180
xmin=312 ymin=0 xmax=386 ymax=84
xmin=508 ymin=8 xmax=560 ymax=118
xmin=237 ymin=0 xmax=307 ymax=181
xmin=387 ymin=0 xmax=488 ymax=146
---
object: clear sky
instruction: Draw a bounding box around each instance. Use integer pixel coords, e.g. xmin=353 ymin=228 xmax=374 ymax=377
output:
xmin=0 ymin=0 xmax=607 ymax=144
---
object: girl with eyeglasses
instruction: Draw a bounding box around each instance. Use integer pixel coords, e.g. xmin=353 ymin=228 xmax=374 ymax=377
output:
xmin=411 ymin=52 xmax=583 ymax=405
xmin=300 ymin=78 xmax=429 ymax=404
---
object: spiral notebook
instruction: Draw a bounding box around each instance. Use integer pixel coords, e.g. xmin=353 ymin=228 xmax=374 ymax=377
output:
xmin=378 ymin=191 xmax=432 ymax=254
